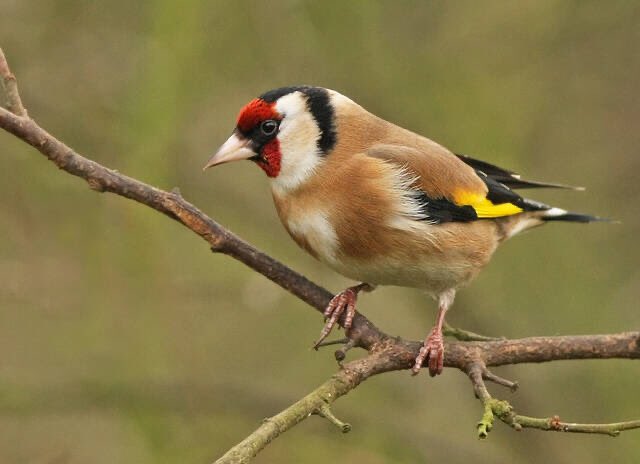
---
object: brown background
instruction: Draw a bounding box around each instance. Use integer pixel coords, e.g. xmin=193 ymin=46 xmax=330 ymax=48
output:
xmin=1 ymin=1 xmax=639 ymax=463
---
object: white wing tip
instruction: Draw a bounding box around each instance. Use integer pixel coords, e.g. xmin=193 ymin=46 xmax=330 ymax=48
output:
xmin=545 ymin=207 xmax=568 ymax=217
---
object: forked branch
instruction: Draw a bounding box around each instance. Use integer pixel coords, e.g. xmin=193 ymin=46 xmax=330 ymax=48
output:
xmin=1 ymin=48 xmax=638 ymax=464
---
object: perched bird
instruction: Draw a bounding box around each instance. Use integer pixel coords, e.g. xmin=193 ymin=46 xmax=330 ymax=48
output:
xmin=204 ymin=86 xmax=600 ymax=376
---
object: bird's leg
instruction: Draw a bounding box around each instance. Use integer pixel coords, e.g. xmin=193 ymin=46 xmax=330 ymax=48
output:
xmin=313 ymin=283 xmax=374 ymax=349
xmin=412 ymin=290 xmax=456 ymax=376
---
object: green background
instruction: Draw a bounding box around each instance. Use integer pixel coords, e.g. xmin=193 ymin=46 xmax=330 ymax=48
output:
xmin=1 ymin=1 xmax=639 ymax=463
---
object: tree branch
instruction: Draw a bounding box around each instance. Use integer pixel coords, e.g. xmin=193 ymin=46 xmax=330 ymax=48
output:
xmin=468 ymin=362 xmax=640 ymax=438
xmin=0 ymin=49 xmax=26 ymax=117
xmin=214 ymin=356 xmax=383 ymax=464
xmin=1 ymin=48 xmax=639 ymax=464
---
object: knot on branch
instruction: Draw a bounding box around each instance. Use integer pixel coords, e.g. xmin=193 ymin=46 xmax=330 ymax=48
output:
xmin=86 ymin=178 xmax=106 ymax=192
xmin=549 ymin=415 xmax=563 ymax=431
xmin=209 ymin=239 xmax=228 ymax=253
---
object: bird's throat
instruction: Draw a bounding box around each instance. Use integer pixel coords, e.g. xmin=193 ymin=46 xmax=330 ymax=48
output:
xmin=255 ymin=138 xmax=282 ymax=177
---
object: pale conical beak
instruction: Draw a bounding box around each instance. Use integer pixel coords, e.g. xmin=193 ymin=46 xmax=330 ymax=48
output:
xmin=203 ymin=133 xmax=256 ymax=171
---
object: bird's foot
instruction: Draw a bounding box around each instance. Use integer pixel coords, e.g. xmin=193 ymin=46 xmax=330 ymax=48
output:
xmin=313 ymin=283 xmax=372 ymax=349
xmin=412 ymin=328 xmax=444 ymax=376
xmin=313 ymin=287 xmax=358 ymax=349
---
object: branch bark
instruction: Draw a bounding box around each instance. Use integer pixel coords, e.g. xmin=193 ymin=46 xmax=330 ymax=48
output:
xmin=1 ymin=48 xmax=639 ymax=464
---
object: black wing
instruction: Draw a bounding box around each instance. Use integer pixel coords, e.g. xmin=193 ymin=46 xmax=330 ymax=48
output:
xmin=413 ymin=167 xmax=551 ymax=224
xmin=413 ymin=193 xmax=478 ymax=223
xmin=414 ymin=155 xmax=597 ymax=224
xmin=456 ymin=154 xmax=583 ymax=190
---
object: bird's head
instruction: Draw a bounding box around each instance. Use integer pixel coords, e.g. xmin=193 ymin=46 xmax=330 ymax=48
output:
xmin=204 ymin=86 xmax=341 ymax=191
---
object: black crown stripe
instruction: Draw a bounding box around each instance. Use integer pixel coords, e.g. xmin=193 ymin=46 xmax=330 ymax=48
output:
xmin=260 ymin=86 xmax=337 ymax=155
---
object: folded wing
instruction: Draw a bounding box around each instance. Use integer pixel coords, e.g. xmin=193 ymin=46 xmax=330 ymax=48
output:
xmin=366 ymin=144 xmax=580 ymax=224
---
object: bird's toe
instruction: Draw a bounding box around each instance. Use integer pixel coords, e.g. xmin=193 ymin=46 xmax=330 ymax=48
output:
xmin=426 ymin=334 xmax=445 ymax=377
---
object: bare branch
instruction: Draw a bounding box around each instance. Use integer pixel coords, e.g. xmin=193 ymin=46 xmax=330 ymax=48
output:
xmin=0 ymin=48 xmax=27 ymax=116
xmin=513 ymin=414 xmax=640 ymax=436
xmin=214 ymin=356 xmax=383 ymax=464
xmin=468 ymin=362 xmax=640 ymax=439
xmin=1 ymin=50 xmax=639 ymax=464
xmin=482 ymin=368 xmax=519 ymax=392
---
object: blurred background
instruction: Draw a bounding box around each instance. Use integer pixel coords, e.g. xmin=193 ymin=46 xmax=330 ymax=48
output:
xmin=1 ymin=1 xmax=639 ymax=463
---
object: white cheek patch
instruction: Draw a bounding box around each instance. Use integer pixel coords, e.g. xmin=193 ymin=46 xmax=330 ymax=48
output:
xmin=286 ymin=210 xmax=338 ymax=263
xmin=272 ymin=92 xmax=323 ymax=193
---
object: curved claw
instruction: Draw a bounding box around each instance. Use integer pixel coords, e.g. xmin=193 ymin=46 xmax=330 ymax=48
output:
xmin=313 ymin=287 xmax=359 ymax=349
xmin=411 ymin=330 xmax=445 ymax=376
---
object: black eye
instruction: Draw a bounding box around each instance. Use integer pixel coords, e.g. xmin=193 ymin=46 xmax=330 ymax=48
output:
xmin=260 ymin=119 xmax=278 ymax=136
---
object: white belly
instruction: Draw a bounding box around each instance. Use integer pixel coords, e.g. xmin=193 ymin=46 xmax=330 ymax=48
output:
xmin=285 ymin=210 xmax=340 ymax=263
xmin=328 ymin=253 xmax=475 ymax=296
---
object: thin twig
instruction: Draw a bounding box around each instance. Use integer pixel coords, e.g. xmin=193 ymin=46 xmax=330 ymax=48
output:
xmin=443 ymin=322 xmax=502 ymax=342
xmin=511 ymin=415 xmax=640 ymax=436
xmin=467 ymin=362 xmax=640 ymax=438
xmin=482 ymin=367 xmax=519 ymax=391
xmin=313 ymin=337 xmax=350 ymax=349
xmin=214 ymin=357 xmax=383 ymax=464
xmin=314 ymin=404 xmax=352 ymax=433
xmin=0 ymin=48 xmax=27 ymax=116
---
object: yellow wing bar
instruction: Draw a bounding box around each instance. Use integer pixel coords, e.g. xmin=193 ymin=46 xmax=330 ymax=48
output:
xmin=454 ymin=191 xmax=523 ymax=218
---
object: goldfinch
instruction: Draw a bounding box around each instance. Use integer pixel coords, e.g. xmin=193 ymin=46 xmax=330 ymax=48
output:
xmin=204 ymin=86 xmax=600 ymax=376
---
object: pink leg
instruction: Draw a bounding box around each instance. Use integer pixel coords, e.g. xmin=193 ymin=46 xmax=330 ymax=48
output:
xmin=313 ymin=283 xmax=374 ymax=348
xmin=412 ymin=290 xmax=455 ymax=376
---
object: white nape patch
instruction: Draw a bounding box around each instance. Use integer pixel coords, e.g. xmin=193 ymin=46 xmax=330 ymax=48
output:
xmin=286 ymin=210 xmax=338 ymax=263
xmin=545 ymin=207 xmax=568 ymax=217
xmin=327 ymin=89 xmax=358 ymax=110
xmin=271 ymin=92 xmax=323 ymax=194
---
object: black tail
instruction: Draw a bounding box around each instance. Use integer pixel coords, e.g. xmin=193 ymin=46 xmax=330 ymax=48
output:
xmin=456 ymin=154 xmax=584 ymax=190
xmin=539 ymin=208 xmax=612 ymax=223
xmin=517 ymin=198 xmax=609 ymax=223
xmin=454 ymin=153 xmax=612 ymax=224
